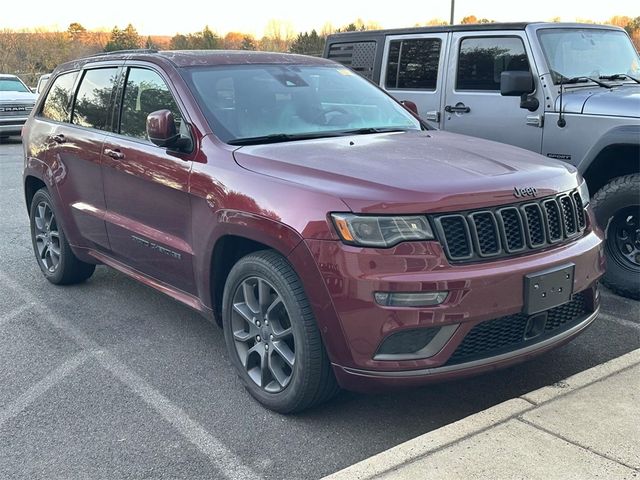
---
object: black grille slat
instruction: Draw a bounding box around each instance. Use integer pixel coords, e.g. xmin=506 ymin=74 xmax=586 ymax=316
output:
xmin=523 ymin=204 xmax=546 ymax=247
xmin=560 ymin=195 xmax=577 ymax=235
xmin=439 ymin=215 xmax=471 ymax=259
xmin=572 ymin=192 xmax=586 ymax=230
xmin=447 ymin=293 xmax=589 ymax=365
xmin=543 ymin=199 xmax=562 ymax=242
xmin=471 ymin=212 xmax=500 ymax=256
xmin=435 ymin=189 xmax=587 ymax=263
xmin=499 ymin=208 xmax=525 ymax=251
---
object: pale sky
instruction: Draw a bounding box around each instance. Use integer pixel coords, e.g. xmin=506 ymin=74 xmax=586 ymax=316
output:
xmin=3 ymin=0 xmax=639 ymax=37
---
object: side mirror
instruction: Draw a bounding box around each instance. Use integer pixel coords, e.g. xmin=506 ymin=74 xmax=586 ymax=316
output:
xmin=500 ymin=71 xmax=534 ymax=96
xmin=146 ymin=110 xmax=180 ymax=148
xmin=400 ymin=100 xmax=419 ymax=116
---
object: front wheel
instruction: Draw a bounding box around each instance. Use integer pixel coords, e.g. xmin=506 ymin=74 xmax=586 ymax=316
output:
xmin=222 ymin=250 xmax=338 ymax=413
xmin=29 ymin=188 xmax=96 ymax=285
xmin=592 ymin=174 xmax=640 ymax=300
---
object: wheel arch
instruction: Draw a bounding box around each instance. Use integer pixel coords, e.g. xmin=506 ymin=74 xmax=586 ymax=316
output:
xmin=24 ymin=175 xmax=47 ymax=212
xmin=580 ymin=125 xmax=640 ymax=195
xmin=203 ymin=211 xmax=304 ymax=326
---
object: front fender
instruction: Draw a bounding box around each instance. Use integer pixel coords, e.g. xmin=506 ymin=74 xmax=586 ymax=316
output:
xmin=579 ymin=124 xmax=640 ymax=173
xmin=193 ymin=205 xmax=305 ymax=312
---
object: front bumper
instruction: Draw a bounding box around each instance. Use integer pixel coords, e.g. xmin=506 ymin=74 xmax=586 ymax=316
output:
xmin=302 ymin=224 xmax=605 ymax=391
xmin=0 ymin=116 xmax=28 ymax=136
xmin=333 ymin=306 xmax=598 ymax=392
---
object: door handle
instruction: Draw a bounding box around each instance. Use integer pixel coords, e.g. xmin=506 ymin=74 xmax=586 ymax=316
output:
xmin=104 ymin=148 xmax=125 ymax=160
xmin=444 ymin=104 xmax=471 ymax=114
xmin=52 ymin=134 xmax=66 ymax=144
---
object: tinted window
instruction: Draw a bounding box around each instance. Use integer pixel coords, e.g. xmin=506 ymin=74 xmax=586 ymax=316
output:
xmin=41 ymin=72 xmax=79 ymax=122
xmin=385 ymin=39 xmax=441 ymax=90
xmin=182 ymin=65 xmax=421 ymax=144
xmin=119 ymin=68 xmax=182 ymax=141
xmin=0 ymin=77 xmax=29 ymax=92
xmin=457 ymin=37 xmax=530 ymax=91
xmin=72 ymin=68 xmax=118 ymax=130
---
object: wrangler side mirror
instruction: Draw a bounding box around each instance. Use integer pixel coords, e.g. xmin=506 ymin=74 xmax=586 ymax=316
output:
xmin=500 ymin=71 xmax=539 ymax=111
xmin=500 ymin=71 xmax=534 ymax=96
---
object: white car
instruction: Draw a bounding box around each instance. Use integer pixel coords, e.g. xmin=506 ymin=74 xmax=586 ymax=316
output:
xmin=0 ymin=74 xmax=38 ymax=141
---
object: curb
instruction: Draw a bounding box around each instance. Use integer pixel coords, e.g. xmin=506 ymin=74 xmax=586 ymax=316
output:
xmin=323 ymin=348 xmax=640 ymax=480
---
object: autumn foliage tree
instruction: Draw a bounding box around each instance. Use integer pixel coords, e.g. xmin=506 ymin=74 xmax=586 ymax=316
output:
xmin=169 ymin=26 xmax=221 ymax=50
xmin=104 ymin=24 xmax=141 ymax=51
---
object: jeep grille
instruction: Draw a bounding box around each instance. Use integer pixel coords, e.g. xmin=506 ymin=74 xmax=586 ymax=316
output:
xmin=433 ymin=189 xmax=587 ymax=263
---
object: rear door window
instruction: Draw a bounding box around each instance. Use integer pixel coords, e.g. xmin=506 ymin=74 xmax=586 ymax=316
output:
xmin=385 ymin=38 xmax=441 ymax=90
xmin=72 ymin=68 xmax=119 ymax=130
xmin=456 ymin=37 xmax=530 ymax=91
xmin=41 ymin=72 xmax=79 ymax=122
xmin=119 ymin=67 xmax=182 ymax=141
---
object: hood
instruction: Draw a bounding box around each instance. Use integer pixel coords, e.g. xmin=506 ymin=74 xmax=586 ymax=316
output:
xmin=555 ymin=85 xmax=640 ymax=118
xmin=233 ymin=130 xmax=579 ymax=214
xmin=0 ymin=91 xmax=37 ymax=104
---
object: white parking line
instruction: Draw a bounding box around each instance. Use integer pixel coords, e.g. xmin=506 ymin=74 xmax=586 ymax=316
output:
xmin=0 ymin=271 xmax=262 ymax=480
xmin=0 ymin=302 xmax=33 ymax=327
xmin=95 ymin=351 xmax=262 ymax=480
xmin=598 ymin=312 xmax=640 ymax=331
xmin=0 ymin=351 xmax=91 ymax=428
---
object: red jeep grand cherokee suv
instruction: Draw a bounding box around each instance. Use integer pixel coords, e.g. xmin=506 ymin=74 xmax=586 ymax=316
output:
xmin=22 ymin=50 xmax=604 ymax=413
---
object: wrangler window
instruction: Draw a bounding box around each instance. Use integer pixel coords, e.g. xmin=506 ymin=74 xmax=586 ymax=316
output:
xmin=456 ymin=37 xmax=530 ymax=91
xmin=385 ymin=39 xmax=441 ymax=90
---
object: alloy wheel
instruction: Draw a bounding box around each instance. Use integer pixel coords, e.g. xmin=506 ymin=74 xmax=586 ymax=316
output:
xmin=231 ymin=276 xmax=296 ymax=393
xmin=33 ymin=201 xmax=61 ymax=273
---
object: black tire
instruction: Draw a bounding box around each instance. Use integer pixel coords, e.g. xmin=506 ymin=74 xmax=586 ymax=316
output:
xmin=592 ymin=174 xmax=640 ymax=300
xmin=29 ymin=188 xmax=96 ymax=285
xmin=222 ymin=250 xmax=338 ymax=413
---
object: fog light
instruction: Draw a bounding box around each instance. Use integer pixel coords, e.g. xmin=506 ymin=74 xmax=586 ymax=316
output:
xmin=374 ymin=291 xmax=448 ymax=307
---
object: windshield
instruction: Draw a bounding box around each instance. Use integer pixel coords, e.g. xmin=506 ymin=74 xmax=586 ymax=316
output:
xmin=0 ymin=77 xmax=30 ymax=93
xmin=181 ymin=64 xmax=421 ymax=144
xmin=538 ymin=28 xmax=640 ymax=84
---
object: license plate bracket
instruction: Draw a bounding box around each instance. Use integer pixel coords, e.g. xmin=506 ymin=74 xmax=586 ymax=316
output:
xmin=524 ymin=264 xmax=574 ymax=315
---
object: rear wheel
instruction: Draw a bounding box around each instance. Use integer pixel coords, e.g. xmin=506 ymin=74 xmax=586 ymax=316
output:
xmin=592 ymin=174 xmax=640 ymax=300
xmin=222 ymin=250 xmax=338 ymax=413
xmin=29 ymin=188 xmax=96 ymax=285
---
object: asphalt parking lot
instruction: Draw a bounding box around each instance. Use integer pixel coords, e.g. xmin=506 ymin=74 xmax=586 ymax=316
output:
xmin=1 ymin=138 xmax=639 ymax=480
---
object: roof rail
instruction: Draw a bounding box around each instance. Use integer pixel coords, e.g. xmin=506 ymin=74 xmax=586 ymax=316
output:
xmin=87 ymin=48 xmax=158 ymax=58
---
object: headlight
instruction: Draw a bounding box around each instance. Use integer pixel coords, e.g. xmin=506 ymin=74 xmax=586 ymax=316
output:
xmin=331 ymin=213 xmax=434 ymax=247
xmin=578 ymin=180 xmax=590 ymax=206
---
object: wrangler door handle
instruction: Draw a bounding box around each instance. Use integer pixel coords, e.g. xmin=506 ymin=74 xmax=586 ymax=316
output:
xmin=444 ymin=104 xmax=471 ymax=114
xmin=104 ymin=148 xmax=125 ymax=160
xmin=52 ymin=134 xmax=66 ymax=144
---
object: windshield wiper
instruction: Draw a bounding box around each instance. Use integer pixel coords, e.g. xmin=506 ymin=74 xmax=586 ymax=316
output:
xmin=337 ymin=127 xmax=410 ymax=135
xmin=228 ymin=132 xmax=344 ymax=146
xmin=552 ymin=70 xmax=613 ymax=89
xmin=562 ymin=76 xmax=613 ymax=89
xmin=599 ymin=73 xmax=640 ymax=84
xmin=228 ymin=128 xmax=411 ymax=146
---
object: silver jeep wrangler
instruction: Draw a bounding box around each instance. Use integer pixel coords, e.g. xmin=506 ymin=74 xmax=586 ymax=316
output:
xmin=324 ymin=22 xmax=640 ymax=299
